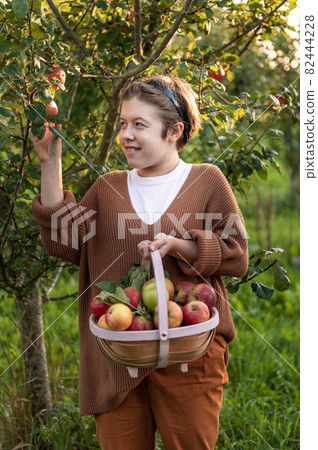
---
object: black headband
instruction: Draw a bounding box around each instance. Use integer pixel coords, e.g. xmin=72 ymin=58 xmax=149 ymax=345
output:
xmin=146 ymin=79 xmax=187 ymax=122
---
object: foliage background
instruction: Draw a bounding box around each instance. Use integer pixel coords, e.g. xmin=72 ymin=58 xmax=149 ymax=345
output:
xmin=0 ymin=0 xmax=299 ymax=448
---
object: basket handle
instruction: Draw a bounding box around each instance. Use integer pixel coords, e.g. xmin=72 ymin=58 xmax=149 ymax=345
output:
xmin=150 ymin=250 xmax=170 ymax=369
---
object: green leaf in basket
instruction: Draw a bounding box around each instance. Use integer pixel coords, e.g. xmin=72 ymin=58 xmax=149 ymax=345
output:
xmin=121 ymin=275 xmax=130 ymax=288
xmin=99 ymin=291 xmax=115 ymax=304
xmin=129 ymin=265 xmax=149 ymax=291
xmin=114 ymin=287 xmax=131 ymax=304
xmin=251 ymin=281 xmax=274 ymax=299
xmin=96 ymin=281 xmax=118 ymax=293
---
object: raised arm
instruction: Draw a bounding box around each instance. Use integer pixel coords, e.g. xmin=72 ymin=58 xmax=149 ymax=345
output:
xmin=32 ymin=124 xmax=64 ymax=206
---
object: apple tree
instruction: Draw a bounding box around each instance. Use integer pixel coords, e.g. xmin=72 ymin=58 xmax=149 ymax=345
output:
xmin=0 ymin=0 xmax=298 ymax=427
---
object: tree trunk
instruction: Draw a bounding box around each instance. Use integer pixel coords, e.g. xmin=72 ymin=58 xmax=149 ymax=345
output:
xmin=15 ymin=278 xmax=52 ymax=419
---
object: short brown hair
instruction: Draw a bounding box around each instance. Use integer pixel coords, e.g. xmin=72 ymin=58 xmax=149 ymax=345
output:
xmin=121 ymin=75 xmax=202 ymax=151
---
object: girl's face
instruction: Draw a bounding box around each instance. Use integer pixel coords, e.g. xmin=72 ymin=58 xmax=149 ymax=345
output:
xmin=119 ymin=98 xmax=181 ymax=177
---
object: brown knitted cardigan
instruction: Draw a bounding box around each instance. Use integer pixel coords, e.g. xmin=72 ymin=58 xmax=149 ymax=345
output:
xmin=32 ymin=163 xmax=249 ymax=415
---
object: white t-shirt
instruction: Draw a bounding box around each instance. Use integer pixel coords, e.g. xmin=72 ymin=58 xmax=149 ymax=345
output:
xmin=127 ymin=159 xmax=193 ymax=225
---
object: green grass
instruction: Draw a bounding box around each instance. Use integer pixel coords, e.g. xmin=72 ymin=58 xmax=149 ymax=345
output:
xmin=217 ymin=282 xmax=300 ymax=449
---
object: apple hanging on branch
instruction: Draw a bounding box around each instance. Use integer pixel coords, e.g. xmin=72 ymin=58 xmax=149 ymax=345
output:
xmin=44 ymin=66 xmax=66 ymax=91
xmin=268 ymin=94 xmax=285 ymax=110
xmin=46 ymin=100 xmax=58 ymax=118
xmin=208 ymin=67 xmax=226 ymax=82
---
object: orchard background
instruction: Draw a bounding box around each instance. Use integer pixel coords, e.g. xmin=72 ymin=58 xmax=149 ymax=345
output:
xmin=0 ymin=0 xmax=300 ymax=448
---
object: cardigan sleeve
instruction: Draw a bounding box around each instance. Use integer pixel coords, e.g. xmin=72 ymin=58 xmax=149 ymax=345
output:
xmin=177 ymin=166 xmax=249 ymax=278
xmin=32 ymin=178 xmax=100 ymax=266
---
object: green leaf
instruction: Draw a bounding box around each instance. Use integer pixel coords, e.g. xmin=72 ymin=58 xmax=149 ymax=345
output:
xmin=96 ymin=281 xmax=118 ymax=293
xmin=121 ymin=276 xmax=130 ymax=288
xmin=205 ymin=8 xmax=214 ymax=20
xmin=0 ymin=106 xmax=15 ymax=118
xmin=0 ymin=41 xmax=11 ymax=56
xmin=251 ymin=282 xmax=274 ymax=299
xmin=227 ymin=282 xmax=240 ymax=294
xmin=3 ymin=63 xmax=20 ymax=76
xmin=270 ymin=160 xmax=282 ymax=174
xmin=274 ymin=266 xmax=291 ymax=291
xmin=246 ymin=107 xmax=255 ymax=123
xmin=0 ymin=117 xmax=8 ymax=127
xmin=270 ymin=248 xmax=284 ymax=254
xmin=241 ymin=160 xmax=254 ymax=177
xmin=128 ymin=264 xmax=149 ymax=291
xmin=251 ymin=155 xmax=262 ymax=170
xmin=49 ymin=127 xmax=68 ymax=141
xmin=222 ymin=53 xmax=241 ymax=65
xmin=12 ymin=0 xmax=29 ymax=19
xmin=114 ymin=286 xmax=130 ymax=303
xmin=15 ymin=201 xmax=28 ymax=208
xmin=257 ymin=167 xmax=267 ymax=180
xmin=31 ymin=123 xmax=46 ymax=140
xmin=269 ymin=95 xmax=281 ymax=106
xmin=30 ymin=23 xmax=47 ymax=40
xmin=28 ymin=103 xmax=46 ymax=125
xmin=27 ymin=166 xmax=41 ymax=180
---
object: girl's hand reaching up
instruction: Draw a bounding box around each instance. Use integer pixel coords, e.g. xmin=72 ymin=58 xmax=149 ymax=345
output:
xmin=31 ymin=123 xmax=62 ymax=165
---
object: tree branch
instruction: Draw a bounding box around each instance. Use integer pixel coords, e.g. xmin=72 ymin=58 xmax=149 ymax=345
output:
xmin=211 ymin=0 xmax=288 ymax=56
xmin=245 ymin=115 xmax=278 ymax=155
xmin=0 ymin=121 xmax=29 ymax=248
xmin=134 ymin=0 xmax=142 ymax=61
xmin=238 ymin=260 xmax=278 ymax=285
xmin=65 ymin=76 xmax=80 ymax=120
xmin=46 ymin=262 xmax=66 ymax=296
xmin=73 ymin=0 xmax=95 ymax=32
xmin=42 ymin=292 xmax=78 ymax=304
xmin=238 ymin=25 xmax=262 ymax=57
xmin=119 ymin=0 xmax=194 ymax=86
xmin=46 ymin=0 xmax=87 ymax=52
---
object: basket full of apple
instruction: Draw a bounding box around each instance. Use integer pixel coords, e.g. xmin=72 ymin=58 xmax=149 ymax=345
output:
xmin=89 ymin=251 xmax=219 ymax=377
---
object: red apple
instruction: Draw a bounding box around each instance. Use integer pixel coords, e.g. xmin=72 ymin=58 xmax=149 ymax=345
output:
xmin=127 ymin=316 xmax=154 ymax=331
xmin=97 ymin=314 xmax=110 ymax=329
xmin=44 ymin=66 xmax=66 ymax=90
xmin=46 ymin=100 xmax=58 ymax=118
xmin=183 ymin=301 xmax=210 ymax=326
xmin=142 ymin=277 xmax=174 ymax=299
xmin=187 ymin=283 xmax=217 ymax=311
xmin=90 ymin=294 xmax=110 ymax=318
xmin=269 ymin=94 xmax=284 ymax=110
xmin=153 ymin=300 xmax=183 ymax=329
xmin=208 ymin=67 xmax=225 ymax=82
xmin=105 ymin=304 xmax=133 ymax=331
xmin=123 ymin=287 xmax=141 ymax=311
xmin=175 ymin=281 xmax=195 ymax=304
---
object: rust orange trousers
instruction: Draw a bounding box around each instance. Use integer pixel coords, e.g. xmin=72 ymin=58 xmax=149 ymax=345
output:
xmin=94 ymin=335 xmax=229 ymax=450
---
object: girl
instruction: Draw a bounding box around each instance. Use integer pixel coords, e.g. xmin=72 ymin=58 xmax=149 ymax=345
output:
xmin=32 ymin=75 xmax=248 ymax=449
